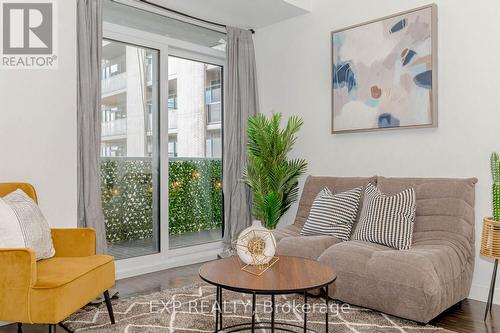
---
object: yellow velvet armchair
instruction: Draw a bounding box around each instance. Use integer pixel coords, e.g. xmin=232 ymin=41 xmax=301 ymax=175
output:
xmin=0 ymin=183 xmax=116 ymax=333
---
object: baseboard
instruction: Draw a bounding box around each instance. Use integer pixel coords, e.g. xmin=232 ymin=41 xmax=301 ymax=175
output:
xmin=468 ymin=283 xmax=500 ymax=304
xmin=115 ymin=246 xmax=221 ymax=280
xmin=0 ymin=321 xmax=11 ymax=327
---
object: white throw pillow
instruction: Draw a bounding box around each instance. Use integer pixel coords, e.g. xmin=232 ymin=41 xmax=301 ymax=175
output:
xmin=0 ymin=189 xmax=55 ymax=260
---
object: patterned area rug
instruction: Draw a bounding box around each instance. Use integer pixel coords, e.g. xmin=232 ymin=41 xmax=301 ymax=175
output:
xmin=64 ymin=283 xmax=455 ymax=332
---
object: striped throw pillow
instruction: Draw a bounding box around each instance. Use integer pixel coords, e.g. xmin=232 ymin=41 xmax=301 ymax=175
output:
xmin=300 ymin=187 xmax=362 ymax=241
xmin=352 ymin=183 xmax=416 ymax=250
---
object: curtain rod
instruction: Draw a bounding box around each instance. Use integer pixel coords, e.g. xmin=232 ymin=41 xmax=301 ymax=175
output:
xmin=136 ymin=0 xmax=255 ymax=34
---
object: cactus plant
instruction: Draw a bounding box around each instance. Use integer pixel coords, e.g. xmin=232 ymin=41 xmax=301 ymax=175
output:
xmin=491 ymin=152 xmax=500 ymax=221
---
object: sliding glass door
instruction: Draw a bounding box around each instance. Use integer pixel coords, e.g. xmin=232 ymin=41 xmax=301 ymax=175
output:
xmin=99 ymin=26 xmax=225 ymax=263
xmin=100 ymin=39 xmax=160 ymax=260
xmin=167 ymin=56 xmax=223 ymax=249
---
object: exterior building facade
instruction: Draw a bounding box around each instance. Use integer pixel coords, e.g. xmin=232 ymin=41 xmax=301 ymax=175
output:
xmin=101 ymin=41 xmax=222 ymax=159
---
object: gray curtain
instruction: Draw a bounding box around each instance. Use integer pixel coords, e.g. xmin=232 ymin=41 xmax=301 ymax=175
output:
xmin=77 ymin=0 xmax=107 ymax=254
xmin=222 ymin=27 xmax=259 ymax=245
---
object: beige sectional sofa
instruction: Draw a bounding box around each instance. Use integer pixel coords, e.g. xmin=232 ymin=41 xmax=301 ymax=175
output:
xmin=273 ymin=176 xmax=477 ymax=323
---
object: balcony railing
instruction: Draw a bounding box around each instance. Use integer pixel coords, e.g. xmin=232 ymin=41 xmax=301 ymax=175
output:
xmin=207 ymin=102 xmax=222 ymax=124
xmin=100 ymin=157 xmax=222 ymax=244
xmin=102 ymin=118 xmax=127 ymax=138
xmin=102 ymin=72 xmax=127 ymax=96
xmin=168 ymin=109 xmax=178 ymax=129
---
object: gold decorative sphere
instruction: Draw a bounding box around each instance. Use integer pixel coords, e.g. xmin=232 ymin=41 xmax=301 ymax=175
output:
xmin=247 ymin=237 xmax=266 ymax=256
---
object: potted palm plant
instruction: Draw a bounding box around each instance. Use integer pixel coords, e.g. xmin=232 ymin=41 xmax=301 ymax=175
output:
xmin=243 ymin=113 xmax=308 ymax=230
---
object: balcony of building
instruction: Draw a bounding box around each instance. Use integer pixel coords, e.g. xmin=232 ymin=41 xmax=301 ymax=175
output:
xmin=102 ymin=118 xmax=127 ymax=139
xmin=168 ymin=109 xmax=178 ymax=131
xmin=102 ymin=72 xmax=127 ymax=97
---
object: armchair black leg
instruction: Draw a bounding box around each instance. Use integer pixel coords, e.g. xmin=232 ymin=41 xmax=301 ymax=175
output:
xmin=104 ymin=290 xmax=115 ymax=324
xmin=17 ymin=323 xmax=22 ymax=333
xmin=48 ymin=324 xmax=56 ymax=333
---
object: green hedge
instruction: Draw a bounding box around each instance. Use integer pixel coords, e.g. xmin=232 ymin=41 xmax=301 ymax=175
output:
xmin=101 ymin=158 xmax=222 ymax=243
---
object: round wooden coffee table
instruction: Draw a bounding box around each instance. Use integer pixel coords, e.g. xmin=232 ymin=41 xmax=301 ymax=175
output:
xmin=199 ymin=255 xmax=337 ymax=333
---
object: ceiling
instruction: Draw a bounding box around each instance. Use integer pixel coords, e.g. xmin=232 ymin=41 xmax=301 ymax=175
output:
xmin=147 ymin=0 xmax=312 ymax=29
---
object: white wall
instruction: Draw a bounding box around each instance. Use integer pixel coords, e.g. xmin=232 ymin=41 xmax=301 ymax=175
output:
xmin=254 ymin=0 xmax=500 ymax=303
xmin=0 ymin=0 xmax=77 ymax=228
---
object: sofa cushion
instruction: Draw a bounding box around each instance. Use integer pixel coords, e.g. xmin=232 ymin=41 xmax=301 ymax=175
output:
xmin=35 ymin=255 xmax=114 ymax=289
xmin=318 ymin=240 xmax=391 ymax=278
xmin=352 ymin=184 xmax=416 ymax=249
xmin=30 ymin=255 xmax=115 ymax=323
xmin=301 ymin=187 xmax=362 ymax=241
xmin=319 ymin=240 xmax=472 ymax=323
xmin=293 ymin=176 xmax=376 ymax=230
xmin=276 ymin=235 xmax=342 ymax=260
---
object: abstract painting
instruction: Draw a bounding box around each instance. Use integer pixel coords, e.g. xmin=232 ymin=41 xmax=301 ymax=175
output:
xmin=331 ymin=5 xmax=437 ymax=133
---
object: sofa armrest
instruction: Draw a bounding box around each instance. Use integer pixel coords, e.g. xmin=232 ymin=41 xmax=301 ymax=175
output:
xmin=51 ymin=228 xmax=96 ymax=257
xmin=0 ymin=248 xmax=36 ymax=322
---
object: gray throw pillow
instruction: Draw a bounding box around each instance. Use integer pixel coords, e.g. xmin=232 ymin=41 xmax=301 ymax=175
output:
xmin=352 ymin=183 xmax=416 ymax=250
xmin=301 ymin=187 xmax=362 ymax=241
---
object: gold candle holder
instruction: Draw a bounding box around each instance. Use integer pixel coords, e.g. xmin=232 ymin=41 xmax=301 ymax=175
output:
xmin=232 ymin=228 xmax=279 ymax=276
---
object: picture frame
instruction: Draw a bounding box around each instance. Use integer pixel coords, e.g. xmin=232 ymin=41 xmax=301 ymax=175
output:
xmin=331 ymin=4 xmax=438 ymax=134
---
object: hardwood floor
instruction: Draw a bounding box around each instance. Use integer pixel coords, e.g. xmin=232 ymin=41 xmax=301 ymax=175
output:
xmin=431 ymin=298 xmax=500 ymax=333
xmin=1 ymin=262 xmax=498 ymax=333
